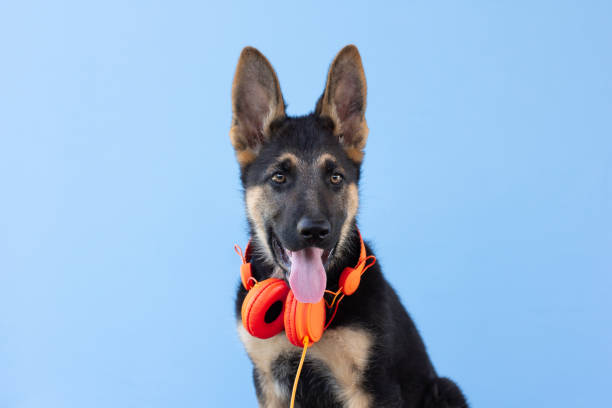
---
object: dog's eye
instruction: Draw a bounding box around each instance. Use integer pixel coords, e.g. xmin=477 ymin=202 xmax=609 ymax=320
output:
xmin=330 ymin=173 xmax=343 ymax=185
xmin=271 ymin=173 xmax=286 ymax=184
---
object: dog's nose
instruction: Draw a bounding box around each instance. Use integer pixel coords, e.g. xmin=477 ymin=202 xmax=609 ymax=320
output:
xmin=297 ymin=217 xmax=330 ymax=241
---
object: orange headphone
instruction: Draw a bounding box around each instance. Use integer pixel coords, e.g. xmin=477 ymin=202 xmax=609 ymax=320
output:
xmin=236 ymin=231 xmax=376 ymax=347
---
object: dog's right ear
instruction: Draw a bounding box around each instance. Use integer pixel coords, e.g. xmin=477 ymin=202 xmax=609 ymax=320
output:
xmin=230 ymin=47 xmax=286 ymax=167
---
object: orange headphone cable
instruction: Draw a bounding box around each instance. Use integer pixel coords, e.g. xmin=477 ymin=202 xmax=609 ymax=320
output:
xmin=289 ymin=336 xmax=309 ymax=408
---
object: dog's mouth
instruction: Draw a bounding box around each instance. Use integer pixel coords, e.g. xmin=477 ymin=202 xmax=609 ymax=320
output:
xmin=271 ymin=234 xmax=334 ymax=303
xmin=272 ymin=236 xmax=334 ymax=270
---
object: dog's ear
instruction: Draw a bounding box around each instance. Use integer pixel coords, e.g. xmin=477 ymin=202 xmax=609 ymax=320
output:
xmin=230 ymin=47 xmax=286 ymax=167
xmin=316 ymin=45 xmax=368 ymax=163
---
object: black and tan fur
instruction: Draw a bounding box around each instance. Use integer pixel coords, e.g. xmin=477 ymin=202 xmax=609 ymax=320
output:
xmin=230 ymin=45 xmax=468 ymax=408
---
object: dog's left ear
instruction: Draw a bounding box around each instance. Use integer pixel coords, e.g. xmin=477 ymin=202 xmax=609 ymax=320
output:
xmin=230 ymin=47 xmax=286 ymax=167
xmin=316 ymin=45 xmax=368 ymax=163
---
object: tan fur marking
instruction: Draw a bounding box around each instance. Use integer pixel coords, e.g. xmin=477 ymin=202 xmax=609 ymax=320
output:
xmin=238 ymin=325 xmax=294 ymax=406
xmin=266 ymin=152 xmax=299 ymax=174
xmin=345 ymin=147 xmax=365 ymax=163
xmin=245 ymin=186 xmax=275 ymax=263
xmin=316 ymin=153 xmax=338 ymax=167
xmin=258 ymin=372 xmax=285 ymax=408
xmin=238 ymin=324 xmax=373 ymax=407
xmin=311 ymin=327 xmax=373 ymax=407
xmin=337 ymin=183 xmax=359 ymax=258
xmin=233 ymin=140 xmax=258 ymax=166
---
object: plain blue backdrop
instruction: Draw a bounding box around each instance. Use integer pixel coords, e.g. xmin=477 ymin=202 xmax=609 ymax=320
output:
xmin=1 ymin=1 xmax=610 ymax=407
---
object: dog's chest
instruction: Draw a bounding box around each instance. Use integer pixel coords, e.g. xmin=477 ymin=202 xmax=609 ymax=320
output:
xmin=238 ymin=324 xmax=373 ymax=407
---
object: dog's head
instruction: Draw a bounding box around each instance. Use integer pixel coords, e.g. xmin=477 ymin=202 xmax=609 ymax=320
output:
xmin=230 ymin=45 xmax=368 ymax=303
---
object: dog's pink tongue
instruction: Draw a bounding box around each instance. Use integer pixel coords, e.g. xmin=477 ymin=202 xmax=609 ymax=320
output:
xmin=288 ymin=247 xmax=326 ymax=304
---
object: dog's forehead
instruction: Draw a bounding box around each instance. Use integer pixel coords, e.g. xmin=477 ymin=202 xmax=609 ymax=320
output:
xmin=260 ymin=116 xmax=347 ymax=167
xmin=267 ymin=151 xmax=341 ymax=169
xmin=242 ymin=114 xmax=361 ymax=187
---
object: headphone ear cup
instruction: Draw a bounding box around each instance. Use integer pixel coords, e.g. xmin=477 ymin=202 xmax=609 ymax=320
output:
xmin=339 ymin=266 xmax=361 ymax=295
xmin=284 ymin=291 xmax=299 ymax=346
xmin=241 ymin=278 xmax=289 ymax=339
xmin=284 ymin=291 xmax=326 ymax=347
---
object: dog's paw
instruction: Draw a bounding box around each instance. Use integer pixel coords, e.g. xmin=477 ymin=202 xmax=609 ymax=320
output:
xmin=422 ymin=377 xmax=468 ymax=408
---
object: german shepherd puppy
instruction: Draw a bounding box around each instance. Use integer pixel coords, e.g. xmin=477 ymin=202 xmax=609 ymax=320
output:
xmin=230 ymin=45 xmax=468 ymax=408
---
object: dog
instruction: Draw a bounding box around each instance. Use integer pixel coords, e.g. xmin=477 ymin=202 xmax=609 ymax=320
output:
xmin=230 ymin=45 xmax=468 ymax=408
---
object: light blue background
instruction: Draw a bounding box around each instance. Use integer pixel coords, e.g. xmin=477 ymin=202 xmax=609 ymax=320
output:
xmin=1 ymin=1 xmax=610 ymax=407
